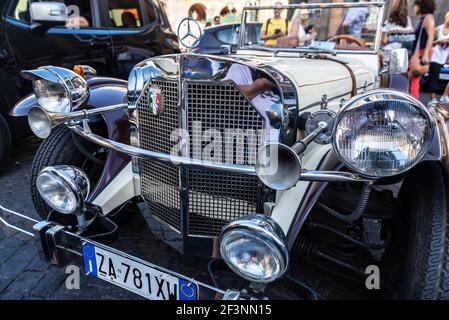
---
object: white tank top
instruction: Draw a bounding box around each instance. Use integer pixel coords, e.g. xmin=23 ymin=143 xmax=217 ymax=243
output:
xmin=431 ymin=25 xmax=449 ymax=65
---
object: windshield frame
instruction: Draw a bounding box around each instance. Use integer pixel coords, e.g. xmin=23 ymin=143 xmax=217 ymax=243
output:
xmin=238 ymin=1 xmax=385 ymax=55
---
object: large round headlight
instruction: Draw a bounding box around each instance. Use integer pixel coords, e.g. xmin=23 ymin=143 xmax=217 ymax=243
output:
xmin=22 ymin=66 xmax=89 ymax=113
xmin=36 ymin=166 xmax=90 ymax=214
xmin=219 ymin=215 xmax=289 ymax=283
xmin=333 ymin=89 xmax=434 ymax=178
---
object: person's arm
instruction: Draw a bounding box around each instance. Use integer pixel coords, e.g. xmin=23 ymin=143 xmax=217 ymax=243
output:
xmin=422 ymin=15 xmax=436 ymax=64
xmin=238 ymin=78 xmax=276 ymax=100
xmin=382 ymin=31 xmax=388 ymax=45
xmin=288 ymin=19 xmax=299 ymax=37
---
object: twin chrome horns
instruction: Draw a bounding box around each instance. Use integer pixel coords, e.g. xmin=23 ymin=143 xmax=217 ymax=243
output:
xmin=28 ymin=104 xmax=127 ymax=139
xmin=255 ymin=110 xmax=336 ymax=191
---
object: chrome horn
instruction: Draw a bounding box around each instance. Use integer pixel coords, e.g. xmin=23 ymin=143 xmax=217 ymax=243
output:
xmin=28 ymin=104 xmax=127 ymax=139
xmin=256 ymin=122 xmax=329 ymax=190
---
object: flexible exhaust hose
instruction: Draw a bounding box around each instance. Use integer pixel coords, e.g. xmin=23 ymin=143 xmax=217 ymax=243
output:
xmin=317 ymin=182 xmax=372 ymax=222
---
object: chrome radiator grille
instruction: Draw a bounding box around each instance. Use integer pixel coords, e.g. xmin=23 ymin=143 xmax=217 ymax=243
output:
xmin=188 ymin=169 xmax=261 ymax=236
xmin=136 ymin=79 xmax=265 ymax=237
xmin=137 ymin=79 xmax=179 ymax=154
xmin=187 ymin=82 xmax=264 ymax=165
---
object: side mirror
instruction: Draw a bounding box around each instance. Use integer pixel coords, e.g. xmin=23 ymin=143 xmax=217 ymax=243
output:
xmin=220 ymin=45 xmax=231 ymax=55
xmin=30 ymin=2 xmax=68 ymax=26
xmin=389 ymin=48 xmax=409 ymax=75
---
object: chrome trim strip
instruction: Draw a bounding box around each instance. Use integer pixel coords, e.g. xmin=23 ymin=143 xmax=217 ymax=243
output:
xmin=69 ymin=124 xmax=371 ymax=183
xmin=300 ymin=82 xmax=374 ymax=111
xmin=69 ymin=124 xmax=257 ymax=175
xmin=0 ymin=205 xmax=38 ymax=238
xmin=242 ymin=1 xmax=384 ymax=10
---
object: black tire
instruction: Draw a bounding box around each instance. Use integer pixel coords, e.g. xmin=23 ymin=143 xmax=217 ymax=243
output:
xmin=0 ymin=113 xmax=11 ymax=167
xmin=31 ymin=126 xmax=106 ymax=220
xmin=400 ymin=162 xmax=449 ymax=299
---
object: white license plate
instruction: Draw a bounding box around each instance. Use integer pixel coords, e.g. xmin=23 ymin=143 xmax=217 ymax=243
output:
xmin=440 ymin=73 xmax=449 ymax=80
xmin=82 ymin=242 xmax=199 ymax=300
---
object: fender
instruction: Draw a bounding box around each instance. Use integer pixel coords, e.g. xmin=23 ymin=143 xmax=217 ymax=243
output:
xmin=286 ymin=103 xmax=448 ymax=248
xmin=10 ymin=76 xmax=131 ymax=201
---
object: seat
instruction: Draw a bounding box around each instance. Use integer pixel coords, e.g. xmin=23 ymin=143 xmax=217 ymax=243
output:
xmin=121 ymin=12 xmax=137 ymax=28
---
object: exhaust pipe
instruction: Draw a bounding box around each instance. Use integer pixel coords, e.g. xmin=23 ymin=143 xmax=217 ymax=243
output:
xmin=256 ymin=122 xmax=328 ymax=190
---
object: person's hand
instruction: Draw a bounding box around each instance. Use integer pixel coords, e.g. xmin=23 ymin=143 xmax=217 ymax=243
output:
xmin=421 ymin=53 xmax=430 ymax=65
xmin=255 ymin=78 xmax=276 ymax=92
xmin=273 ymin=32 xmax=285 ymax=39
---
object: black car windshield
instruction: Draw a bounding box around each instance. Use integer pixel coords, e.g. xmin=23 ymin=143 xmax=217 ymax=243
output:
xmin=239 ymin=2 xmax=384 ymax=53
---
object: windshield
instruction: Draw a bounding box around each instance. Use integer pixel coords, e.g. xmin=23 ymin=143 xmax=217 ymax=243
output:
xmin=239 ymin=2 xmax=384 ymax=53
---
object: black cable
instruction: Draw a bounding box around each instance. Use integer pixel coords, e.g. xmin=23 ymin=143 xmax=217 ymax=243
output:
xmin=317 ymin=182 xmax=372 ymax=222
xmin=71 ymin=131 xmax=105 ymax=165
xmin=308 ymin=222 xmax=386 ymax=250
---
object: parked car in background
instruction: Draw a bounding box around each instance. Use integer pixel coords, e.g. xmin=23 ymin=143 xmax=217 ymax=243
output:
xmin=0 ymin=0 xmax=179 ymax=166
xmin=193 ymin=22 xmax=262 ymax=54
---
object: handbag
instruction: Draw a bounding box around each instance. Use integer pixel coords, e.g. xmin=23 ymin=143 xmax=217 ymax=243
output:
xmin=410 ymin=16 xmax=429 ymax=76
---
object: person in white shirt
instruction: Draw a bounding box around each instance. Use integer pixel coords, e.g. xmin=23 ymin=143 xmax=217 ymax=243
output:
xmin=288 ymin=9 xmax=317 ymax=46
xmin=429 ymin=11 xmax=449 ymax=104
xmin=381 ymin=0 xmax=415 ymax=63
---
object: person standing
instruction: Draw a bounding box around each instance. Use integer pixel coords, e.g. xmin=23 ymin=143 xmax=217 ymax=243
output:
xmin=430 ymin=11 xmax=449 ymax=103
xmin=260 ymin=2 xmax=289 ymax=46
xmin=410 ymin=0 xmax=436 ymax=99
xmin=288 ymin=9 xmax=316 ymax=46
xmin=381 ymin=0 xmax=415 ymax=63
xmin=342 ymin=0 xmax=368 ymax=38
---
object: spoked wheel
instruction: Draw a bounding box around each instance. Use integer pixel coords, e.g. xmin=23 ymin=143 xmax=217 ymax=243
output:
xmin=31 ymin=125 xmax=108 ymax=220
xmin=399 ymin=162 xmax=449 ymax=299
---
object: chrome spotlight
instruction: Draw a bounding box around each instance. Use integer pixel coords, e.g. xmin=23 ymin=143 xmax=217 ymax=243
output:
xmin=220 ymin=214 xmax=289 ymax=283
xmin=36 ymin=166 xmax=90 ymax=226
xmin=22 ymin=66 xmax=89 ymax=113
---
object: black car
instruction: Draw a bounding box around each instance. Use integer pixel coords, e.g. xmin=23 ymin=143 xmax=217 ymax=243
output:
xmin=0 ymin=0 xmax=179 ymax=166
xmin=193 ymin=22 xmax=262 ymax=55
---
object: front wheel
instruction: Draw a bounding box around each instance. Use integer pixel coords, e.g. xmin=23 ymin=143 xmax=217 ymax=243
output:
xmin=399 ymin=162 xmax=449 ymax=299
xmin=31 ymin=125 xmax=107 ymax=219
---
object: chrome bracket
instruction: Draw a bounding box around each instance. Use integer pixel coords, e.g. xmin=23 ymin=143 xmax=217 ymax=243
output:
xmin=320 ymin=94 xmax=328 ymax=110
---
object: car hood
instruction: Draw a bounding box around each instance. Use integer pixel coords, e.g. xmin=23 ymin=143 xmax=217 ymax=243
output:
xmin=232 ymin=54 xmax=377 ymax=109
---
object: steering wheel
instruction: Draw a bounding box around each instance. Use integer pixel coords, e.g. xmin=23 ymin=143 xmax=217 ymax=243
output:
xmin=328 ymin=35 xmax=365 ymax=48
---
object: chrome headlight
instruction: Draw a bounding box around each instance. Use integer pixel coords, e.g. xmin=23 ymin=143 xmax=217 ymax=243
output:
xmin=22 ymin=66 xmax=89 ymax=113
xmin=219 ymin=215 xmax=289 ymax=283
xmin=333 ymin=89 xmax=434 ymax=178
xmin=36 ymin=166 xmax=90 ymax=214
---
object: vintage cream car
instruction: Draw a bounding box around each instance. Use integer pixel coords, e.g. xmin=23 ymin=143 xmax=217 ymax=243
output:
xmin=1 ymin=2 xmax=448 ymax=300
